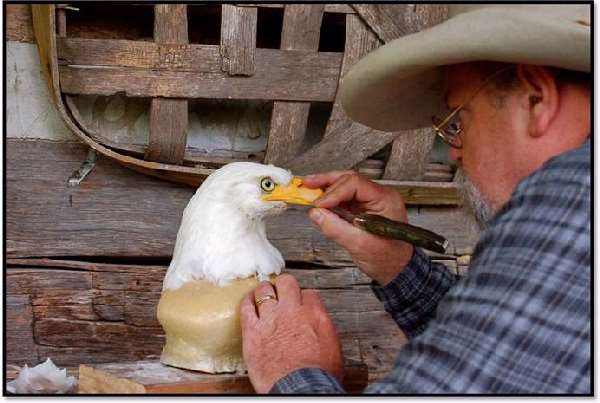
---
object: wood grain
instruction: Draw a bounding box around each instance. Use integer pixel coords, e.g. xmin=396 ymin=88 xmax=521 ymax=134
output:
xmin=146 ymin=98 xmax=188 ymax=164
xmin=6 ymin=261 xmax=405 ymax=382
xmin=144 ymin=5 xmax=189 ymax=165
xmin=351 ymin=5 xmax=448 ymax=181
xmin=220 ymin=5 xmax=257 ymax=76
xmin=383 ymin=128 xmax=436 ymax=180
xmin=352 ymin=4 xmax=448 ymax=43
xmin=6 ymin=139 xmax=477 ymax=260
xmin=286 ymin=14 xmax=399 ymax=174
xmin=6 ymin=4 xmax=35 ymax=42
xmin=236 ymin=3 xmax=354 ymax=14
xmin=58 ymin=49 xmax=342 ymax=101
xmin=6 ymin=295 xmax=39 ymax=366
xmin=265 ymin=4 xmax=325 ymax=166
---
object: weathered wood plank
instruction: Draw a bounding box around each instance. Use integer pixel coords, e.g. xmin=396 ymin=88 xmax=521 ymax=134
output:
xmin=6 ymin=139 xmax=475 ymax=260
xmin=6 ymin=4 xmax=35 ymax=43
xmin=286 ymin=14 xmax=398 ymax=174
xmin=146 ymin=98 xmax=188 ymax=164
xmin=57 ymin=38 xmax=342 ymax=101
xmin=352 ymin=4 xmax=448 ymax=43
xmin=6 ymin=261 xmax=406 ymax=377
xmin=145 ymin=5 xmax=189 ymax=165
xmin=6 ymin=295 xmax=39 ymax=366
xmin=58 ymin=61 xmax=340 ymax=102
xmin=220 ymin=5 xmax=257 ymax=76
xmin=57 ymin=38 xmax=222 ymax=72
xmin=236 ymin=3 xmax=354 ymax=14
xmin=383 ymin=128 xmax=436 ymax=180
xmin=265 ymin=5 xmax=325 ymax=166
xmin=358 ymin=160 xmax=455 ymax=182
xmin=154 ymin=5 xmax=188 ymax=44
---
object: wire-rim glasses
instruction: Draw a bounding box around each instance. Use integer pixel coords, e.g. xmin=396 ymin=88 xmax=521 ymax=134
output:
xmin=432 ymin=66 xmax=514 ymax=149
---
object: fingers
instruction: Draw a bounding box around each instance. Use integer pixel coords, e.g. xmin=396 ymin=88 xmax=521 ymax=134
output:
xmin=274 ymin=274 xmax=302 ymax=307
xmin=302 ymin=171 xmax=356 ymax=189
xmin=301 ymin=289 xmax=325 ymax=311
xmin=313 ymin=173 xmax=387 ymax=210
xmin=309 ymin=208 xmax=368 ymax=251
xmin=240 ymin=292 xmax=258 ymax=331
xmin=253 ymin=281 xmax=278 ymax=317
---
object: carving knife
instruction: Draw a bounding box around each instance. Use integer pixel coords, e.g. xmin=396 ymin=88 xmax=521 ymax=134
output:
xmin=330 ymin=207 xmax=449 ymax=254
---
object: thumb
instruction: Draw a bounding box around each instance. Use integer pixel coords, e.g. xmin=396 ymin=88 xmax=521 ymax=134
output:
xmin=309 ymin=208 xmax=366 ymax=252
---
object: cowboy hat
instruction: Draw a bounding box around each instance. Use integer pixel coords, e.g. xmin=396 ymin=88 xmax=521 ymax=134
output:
xmin=339 ymin=4 xmax=591 ymax=132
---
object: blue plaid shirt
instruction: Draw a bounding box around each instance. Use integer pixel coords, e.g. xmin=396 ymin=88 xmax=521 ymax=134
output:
xmin=271 ymin=138 xmax=591 ymax=394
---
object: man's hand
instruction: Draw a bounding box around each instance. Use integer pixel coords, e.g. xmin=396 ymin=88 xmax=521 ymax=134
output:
xmin=241 ymin=274 xmax=344 ymax=394
xmin=303 ymin=171 xmax=414 ymax=285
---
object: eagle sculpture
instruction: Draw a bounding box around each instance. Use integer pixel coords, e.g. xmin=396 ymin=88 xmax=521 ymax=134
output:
xmin=157 ymin=162 xmax=323 ymax=373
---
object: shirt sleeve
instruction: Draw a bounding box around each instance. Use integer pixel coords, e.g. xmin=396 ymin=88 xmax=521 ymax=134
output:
xmin=269 ymin=368 xmax=345 ymax=394
xmin=370 ymin=247 xmax=459 ymax=338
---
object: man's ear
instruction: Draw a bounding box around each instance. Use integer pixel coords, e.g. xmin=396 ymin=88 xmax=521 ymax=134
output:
xmin=515 ymin=65 xmax=559 ymax=138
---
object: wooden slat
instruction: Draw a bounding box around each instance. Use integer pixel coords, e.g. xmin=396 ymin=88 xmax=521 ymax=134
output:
xmin=265 ymin=4 xmax=325 ymax=166
xmin=145 ymin=5 xmax=189 ymax=165
xmin=57 ymin=38 xmax=221 ymax=72
xmin=6 ymin=4 xmax=35 ymax=42
xmin=146 ymin=98 xmax=188 ymax=164
xmin=6 ymin=140 xmax=477 ymax=260
xmin=383 ymin=128 xmax=436 ymax=180
xmin=58 ymin=50 xmax=342 ymax=101
xmin=236 ymin=3 xmax=355 ymax=14
xmin=352 ymin=4 xmax=448 ymax=43
xmin=351 ymin=5 xmax=449 ymax=181
xmin=286 ymin=14 xmax=399 ymax=174
xmin=220 ymin=5 xmax=257 ymax=76
xmin=154 ymin=4 xmax=188 ymax=44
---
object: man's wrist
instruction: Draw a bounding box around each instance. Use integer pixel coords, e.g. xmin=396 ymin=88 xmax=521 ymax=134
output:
xmin=371 ymin=247 xmax=430 ymax=301
xmin=371 ymin=243 xmax=415 ymax=286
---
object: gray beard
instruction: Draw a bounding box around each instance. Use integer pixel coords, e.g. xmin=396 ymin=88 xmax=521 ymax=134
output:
xmin=454 ymin=168 xmax=495 ymax=229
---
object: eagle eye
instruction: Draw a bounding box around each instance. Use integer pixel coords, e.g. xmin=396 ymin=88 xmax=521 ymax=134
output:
xmin=260 ymin=177 xmax=275 ymax=192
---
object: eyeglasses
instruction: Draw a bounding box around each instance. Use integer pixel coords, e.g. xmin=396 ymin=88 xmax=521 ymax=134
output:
xmin=432 ymin=66 xmax=514 ymax=149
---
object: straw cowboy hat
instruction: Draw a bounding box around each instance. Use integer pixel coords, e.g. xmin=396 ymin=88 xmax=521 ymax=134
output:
xmin=339 ymin=4 xmax=591 ymax=132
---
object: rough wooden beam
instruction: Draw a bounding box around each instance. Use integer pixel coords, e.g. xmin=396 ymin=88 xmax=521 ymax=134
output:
xmin=265 ymin=4 xmax=325 ymax=166
xmin=58 ymin=53 xmax=342 ymax=101
xmin=220 ymin=5 xmax=257 ymax=76
xmin=6 ymin=295 xmax=39 ymax=366
xmin=145 ymin=5 xmax=189 ymax=164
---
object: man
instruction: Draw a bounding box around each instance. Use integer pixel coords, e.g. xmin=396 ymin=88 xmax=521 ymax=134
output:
xmin=241 ymin=4 xmax=591 ymax=393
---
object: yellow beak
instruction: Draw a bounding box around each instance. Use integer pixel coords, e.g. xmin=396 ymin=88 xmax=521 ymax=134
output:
xmin=262 ymin=177 xmax=323 ymax=206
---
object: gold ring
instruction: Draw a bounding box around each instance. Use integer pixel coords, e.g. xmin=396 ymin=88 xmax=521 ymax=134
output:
xmin=255 ymin=294 xmax=277 ymax=306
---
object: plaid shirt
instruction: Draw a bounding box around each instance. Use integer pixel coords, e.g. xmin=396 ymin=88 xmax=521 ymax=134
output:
xmin=271 ymin=138 xmax=591 ymax=394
